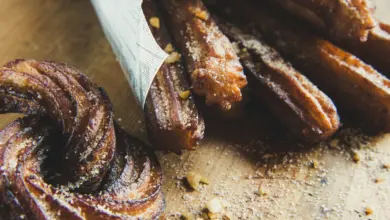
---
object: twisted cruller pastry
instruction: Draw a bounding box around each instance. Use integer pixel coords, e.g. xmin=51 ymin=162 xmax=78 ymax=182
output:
xmin=159 ymin=0 xmax=247 ymax=110
xmin=0 ymin=60 xmax=164 ymax=219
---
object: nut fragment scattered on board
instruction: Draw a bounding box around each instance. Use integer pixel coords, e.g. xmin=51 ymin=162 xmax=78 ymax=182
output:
xmin=383 ymin=163 xmax=390 ymax=169
xmin=352 ymin=151 xmax=360 ymax=163
xmin=207 ymin=212 xmax=218 ymax=220
xmin=222 ymin=213 xmax=233 ymax=220
xmin=186 ymin=171 xmax=209 ymax=190
xmin=256 ymin=187 xmax=267 ymax=196
xmin=165 ymin=52 xmax=181 ymax=64
xmin=180 ymin=213 xmax=192 ymax=220
xmin=164 ymin=43 xmax=174 ymax=53
xmin=207 ymin=198 xmax=223 ymax=213
xmin=149 ymin=17 xmax=160 ymax=29
xmin=310 ymin=160 xmax=319 ymax=169
xmin=365 ymin=207 xmax=373 ymax=216
xmin=179 ymin=90 xmax=191 ymax=100
xmin=375 ymin=177 xmax=385 ymax=183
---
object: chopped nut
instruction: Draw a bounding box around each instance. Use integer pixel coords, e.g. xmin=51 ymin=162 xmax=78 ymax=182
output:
xmin=310 ymin=160 xmax=319 ymax=169
xmin=365 ymin=207 xmax=373 ymax=216
xmin=180 ymin=213 xmax=192 ymax=220
xmin=194 ymin=9 xmax=209 ymax=20
xmin=149 ymin=17 xmax=160 ymax=29
xmin=207 ymin=212 xmax=218 ymax=220
xmin=164 ymin=43 xmax=174 ymax=53
xmin=179 ymin=90 xmax=191 ymax=100
xmin=222 ymin=213 xmax=233 ymax=220
xmin=165 ymin=52 xmax=181 ymax=64
xmin=200 ymin=176 xmax=209 ymax=185
xmin=206 ymin=198 xmax=223 ymax=214
xmin=383 ymin=163 xmax=390 ymax=169
xmin=256 ymin=187 xmax=267 ymax=196
xmin=352 ymin=151 xmax=360 ymax=163
xmin=375 ymin=177 xmax=385 ymax=183
xmin=186 ymin=171 xmax=208 ymax=190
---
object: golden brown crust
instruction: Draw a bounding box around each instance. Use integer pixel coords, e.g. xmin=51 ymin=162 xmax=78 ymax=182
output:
xmin=159 ymin=0 xmax=247 ymax=110
xmin=271 ymin=0 xmax=376 ymax=41
xmin=227 ymin=2 xmax=390 ymax=131
xmin=143 ymin=0 xmax=205 ymax=152
xmin=217 ymin=20 xmax=340 ymax=142
xmin=0 ymin=60 xmax=164 ymax=219
xmin=338 ymin=21 xmax=390 ymax=75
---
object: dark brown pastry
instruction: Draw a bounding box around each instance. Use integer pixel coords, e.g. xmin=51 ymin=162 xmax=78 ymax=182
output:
xmin=217 ymin=20 xmax=340 ymax=142
xmin=220 ymin=1 xmax=390 ymax=131
xmin=159 ymin=0 xmax=247 ymax=110
xmin=142 ymin=0 xmax=205 ymax=152
xmin=0 ymin=59 xmax=164 ymax=219
xmin=271 ymin=0 xmax=376 ymax=41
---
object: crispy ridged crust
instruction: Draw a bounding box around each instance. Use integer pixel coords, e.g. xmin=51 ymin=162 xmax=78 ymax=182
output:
xmin=225 ymin=2 xmax=390 ymax=131
xmin=271 ymin=0 xmax=376 ymax=41
xmin=217 ymin=20 xmax=340 ymax=142
xmin=339 ymin=22 xmax=390 ymax=75
xmin=0 ymin=60 xmax=164 ymax=219
xmin=159 ymin=0 xmax=247 ymax=110
xmin=143 ymin=0 xmax=205 ymax=152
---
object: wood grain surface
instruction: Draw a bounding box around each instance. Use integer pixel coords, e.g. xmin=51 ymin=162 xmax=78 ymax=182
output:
xmin=0 ymin=1 xmax=389 ymax=219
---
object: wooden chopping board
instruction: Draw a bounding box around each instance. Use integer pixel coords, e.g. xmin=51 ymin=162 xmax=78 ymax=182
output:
xmin=0 ymin=1 xmax=389 ymax=219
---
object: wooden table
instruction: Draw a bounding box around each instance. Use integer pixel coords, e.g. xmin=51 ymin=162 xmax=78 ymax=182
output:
xmin=1 ymin=1 xmax=389 ymax=219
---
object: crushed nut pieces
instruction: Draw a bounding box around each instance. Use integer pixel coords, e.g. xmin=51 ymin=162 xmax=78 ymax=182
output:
xmin=179 ymin=90 xmax=191 ymax=100
xmin=165 ymin=52 xmax=181 ymax=64
xmin=149 ymin=16 xmax=160 ymax=29
xmin=375 ymin=177 xmax=385 ymax=183
xmin=256 ymin=187 xmax=268 ymax=196
xmin=164 ymin=43 xmax=174 ymax=53
xmin=193 ymin=8 xmax=209 ymax=21
xmin=186 ymin=171 xmax=209 ymax=190
xmin=365 ymin=207 xmax=373 ymax=216
xmin=310 ymin=160 xmax=319 ymax=169
xmin=352 ymin=151 xmax=360 ymax=163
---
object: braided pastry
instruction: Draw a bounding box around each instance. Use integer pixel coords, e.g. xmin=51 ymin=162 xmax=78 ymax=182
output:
xmin=0 ymin=60 xmax=164 ymax=219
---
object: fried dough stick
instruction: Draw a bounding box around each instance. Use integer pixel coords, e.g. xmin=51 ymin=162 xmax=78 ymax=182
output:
xmin=220 ymin=0 xmax=390 ymax=131
xmin=142 ymin=0 xmax=205 ymax=152
xmin=159 ymin=0 xmax=247 ymax=110
xmin=217 ymin=20 xmax=340 ymax=142
xmin=340 ymin=22 xmax=390 ymax=75
xmin=271 ymin=0 xmax=376 ymax=41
